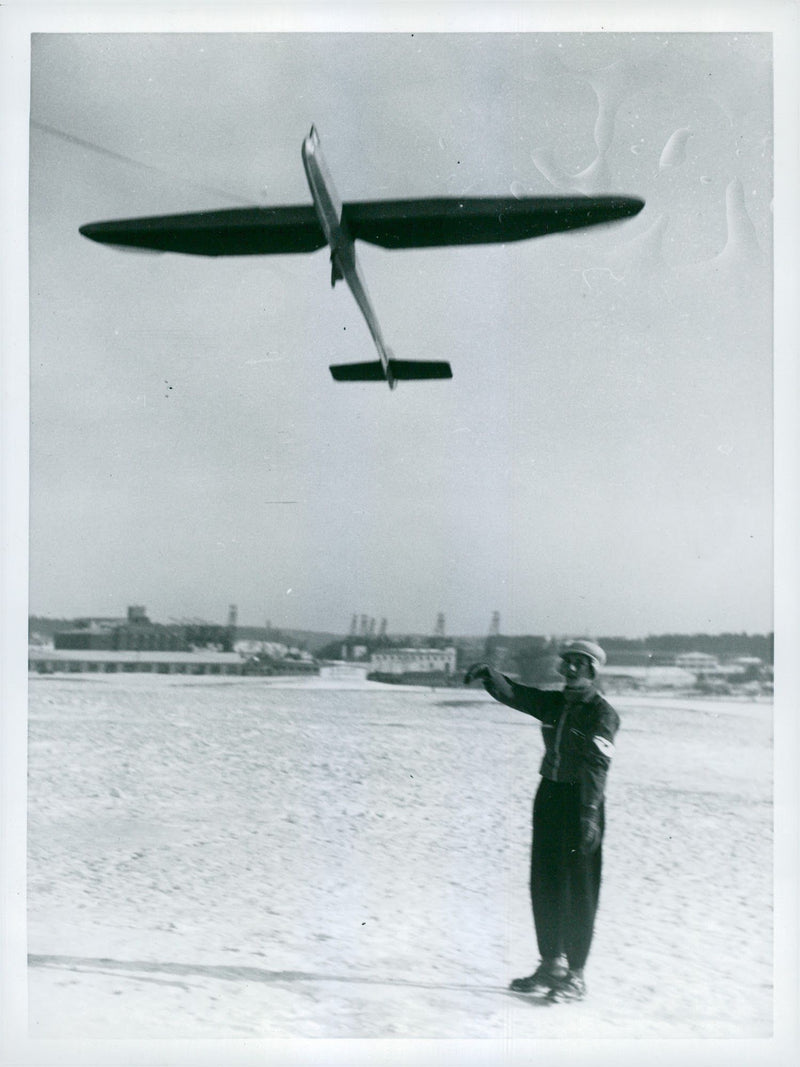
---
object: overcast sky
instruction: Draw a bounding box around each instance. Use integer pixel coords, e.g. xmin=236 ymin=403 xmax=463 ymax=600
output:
xmin=24 ymin=29 xmax=775 ymax=637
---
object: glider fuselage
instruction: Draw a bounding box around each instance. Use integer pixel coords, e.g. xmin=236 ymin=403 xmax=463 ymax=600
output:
xmin=301 ymin=126 xmax=397 ymax=388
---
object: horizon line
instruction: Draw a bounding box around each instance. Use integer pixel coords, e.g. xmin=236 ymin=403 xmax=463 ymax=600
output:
xmin=27 ymin=613 xmax=775 ymax=643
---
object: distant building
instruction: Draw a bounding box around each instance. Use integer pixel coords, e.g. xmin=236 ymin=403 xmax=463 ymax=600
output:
xmin=370 ymin=647 xmax=457 ymax=676
xmin=52 ymin=606 xmax=234 ymax=654
xmin=28 ymin=648 xmax=245 ymax=675
xmin=54 ymin=621 xmax=116 ymax=651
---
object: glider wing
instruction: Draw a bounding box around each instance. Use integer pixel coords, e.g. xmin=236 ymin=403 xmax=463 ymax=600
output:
xmin=344 ymin=196 xmax=645 ymax=248
xmin=79 ymin=206 xmax=326 ymax=256
xmin=80 ymin=196 xmax=644 ymax=256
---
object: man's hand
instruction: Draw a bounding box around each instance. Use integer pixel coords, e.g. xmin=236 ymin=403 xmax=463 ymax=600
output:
xmin=579 ymin=813 xmax=601 ymax=855
xmin=464 ymin=662 xmax=492 ymax=686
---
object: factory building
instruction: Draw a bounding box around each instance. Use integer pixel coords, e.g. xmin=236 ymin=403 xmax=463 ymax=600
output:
xmin=54 ymin=606 xmax=190 ymax=652
xmin=370 ymin=646 xmax=457 ymax=677
xmin=51 ymin=605 xmax=237 ymax=654
xmin=28 ymin=648 xmax=245 ymax=675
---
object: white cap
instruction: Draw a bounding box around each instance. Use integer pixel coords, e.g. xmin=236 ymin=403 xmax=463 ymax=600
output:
xmin=560 ymin=639 xmax=607 ymax=672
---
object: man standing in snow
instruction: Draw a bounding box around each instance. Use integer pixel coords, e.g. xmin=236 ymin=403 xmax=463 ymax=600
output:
xmin=464 ymin=640 xmax=619 ymax=1002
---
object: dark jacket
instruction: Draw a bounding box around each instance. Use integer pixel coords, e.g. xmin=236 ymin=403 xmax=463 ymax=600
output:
xmin=481 ymin=669 xmax=620 ymax=815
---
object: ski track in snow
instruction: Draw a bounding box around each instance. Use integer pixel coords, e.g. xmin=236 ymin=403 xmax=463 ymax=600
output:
xmin=27 ymin=677 xmax=772 ymax=1039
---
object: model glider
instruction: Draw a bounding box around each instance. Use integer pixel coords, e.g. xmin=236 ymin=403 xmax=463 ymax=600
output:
xmin=80 ymin=126 xmax=644 ymax=389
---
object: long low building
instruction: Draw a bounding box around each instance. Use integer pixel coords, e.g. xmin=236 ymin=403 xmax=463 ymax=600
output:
xmin=28 ymin=648 xmax=246 ymax=675
xmin=369 ymin=646 xmax=457 ymax=676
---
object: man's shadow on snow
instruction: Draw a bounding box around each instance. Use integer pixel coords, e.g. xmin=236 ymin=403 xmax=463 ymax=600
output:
xmin=28 ymin=953 xmax=543 ymax=1002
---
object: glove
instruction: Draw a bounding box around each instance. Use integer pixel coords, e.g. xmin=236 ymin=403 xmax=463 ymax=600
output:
xmin=464 ymin=662 xmax=491 ymax=686
xmin=579 ymin=812 xmax=601 ymax=855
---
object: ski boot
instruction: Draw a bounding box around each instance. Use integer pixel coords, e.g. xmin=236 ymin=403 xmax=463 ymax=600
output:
xmin=509 ymin=956 xmax=568 ymax=996
xmin=547 ymin=969 xmax=587 ymax=1003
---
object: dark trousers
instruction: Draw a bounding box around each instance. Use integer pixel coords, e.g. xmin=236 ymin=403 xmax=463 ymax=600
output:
xmin=530 ymin=778 xmax=604 ymax=972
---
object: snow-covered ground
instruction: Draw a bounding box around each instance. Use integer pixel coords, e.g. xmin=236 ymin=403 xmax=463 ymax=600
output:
xmin=25 ymin=675 xmax=773 ymax=1046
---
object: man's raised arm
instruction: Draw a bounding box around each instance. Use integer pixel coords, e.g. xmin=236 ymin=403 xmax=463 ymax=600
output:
xmin=463 ymin=662 xmax=549 ymax=720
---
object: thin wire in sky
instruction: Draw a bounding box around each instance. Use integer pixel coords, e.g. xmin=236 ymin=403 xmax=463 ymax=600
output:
xmin=30 ymin=119 xmax=255 ymax=206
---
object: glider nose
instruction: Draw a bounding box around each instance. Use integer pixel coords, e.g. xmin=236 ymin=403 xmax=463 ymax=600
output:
xmin=301 ymin=126 xmax=320 ymax=168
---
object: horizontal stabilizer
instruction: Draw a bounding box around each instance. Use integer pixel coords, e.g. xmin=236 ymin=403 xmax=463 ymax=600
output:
xmin=329 ymin=359 xmax=453 ymax=383
xmin=329 ymin=360 xmax=387 ymax=382
xmin=388 ymin=359 xmax=452 ymax=380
